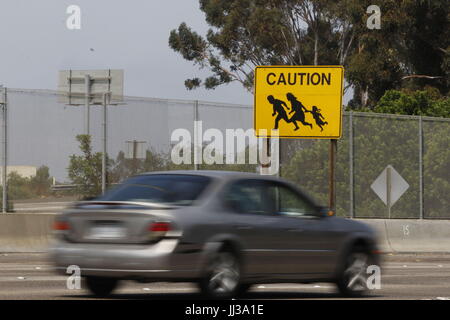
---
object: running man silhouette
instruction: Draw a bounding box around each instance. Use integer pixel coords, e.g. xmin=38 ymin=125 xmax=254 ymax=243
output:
xmin=310 ymin=106 xmax=328 ymax=131
xmin=267 ymin=95 xmax=290 ymax=130
xmin=286 ymin=92 xmax=313 ymax=131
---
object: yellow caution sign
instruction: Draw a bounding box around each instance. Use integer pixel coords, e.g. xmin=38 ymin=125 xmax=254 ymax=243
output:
xmin=254 ymin=66 xmax=344 ymax=139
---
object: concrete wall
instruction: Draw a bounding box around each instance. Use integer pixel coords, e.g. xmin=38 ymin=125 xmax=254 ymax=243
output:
xmin=0 ymin=214 xmax=55 ymax=252
xmin=0 ymin=214 xmax=449 ymax=253
xmin=362 ymin=219 xmax=450 ymax=253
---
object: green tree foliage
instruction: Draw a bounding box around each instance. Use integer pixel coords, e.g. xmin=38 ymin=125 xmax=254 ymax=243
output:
xmin=170 ymin=0 xmax=449 ymax=108
xmin=281 ymin=114 xmax=449 ymax=218
xmin=348 ymin=0 xmax=449 ymax=108
xmin=7 ymin=172 xmax=35 ymax=200
xmin=423 ymin=122 xmax=450 ymax=218
xmin=30 ymin=166 xmax=52 ymax=196
xmin=373 ymin=88 xmax=450 ymax=117
xmin=109 ymin=146 xmax=258 ymax=183
xmin=281 ymin=137 xmax=350 ymax=216
xmin=68 ymin=135 xmax=103 ymax=199
xmin=0 ymin=186 xmax=13 ymax=211
xmin=109 ymin=149 xmax=169 ymax=183
xmin=169 ymin=0 xmax=359 ymax=92
xmin=3 ymin=166 xmax=53 ymax=201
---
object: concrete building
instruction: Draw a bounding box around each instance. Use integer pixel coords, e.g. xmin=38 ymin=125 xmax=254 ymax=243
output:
xmin=0 ymin=166 xmax=37 ymax=186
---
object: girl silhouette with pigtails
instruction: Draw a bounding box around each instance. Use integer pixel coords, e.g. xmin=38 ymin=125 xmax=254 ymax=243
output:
xmin=309 ymin=106 xmax=328 ymax=131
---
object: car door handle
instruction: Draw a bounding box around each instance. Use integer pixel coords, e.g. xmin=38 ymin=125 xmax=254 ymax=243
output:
xmin=286 ymin=228 xmax=304 ymax=233
xmin=234 ymin=224 xmax=253 ymax=230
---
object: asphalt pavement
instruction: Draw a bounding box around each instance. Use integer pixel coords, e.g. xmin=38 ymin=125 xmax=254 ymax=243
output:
xmin=0 ymin=253 xmax=449 ymax=300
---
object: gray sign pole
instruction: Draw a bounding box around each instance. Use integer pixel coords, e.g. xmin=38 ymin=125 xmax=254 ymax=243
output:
xmin=194 ymin=100 xmax=199 ymax=170
xmin=1 ymin=87 xmax=7 ymax=213
xmin=102 ymin=93 xmax=108 ymax=193
xmin=329 ymin=139 xmax=337 ymax=214
xmin=386 ymin=166 xmax=392 ymax=218
xmin=58 ymin=69 xmax=123 ymax=195
xmin=84 ymin=74 xmax=91 ymax=135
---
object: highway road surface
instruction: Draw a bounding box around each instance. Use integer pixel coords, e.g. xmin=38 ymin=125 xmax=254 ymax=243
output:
xmin=0 ymin=253 xmax=449 ymax=300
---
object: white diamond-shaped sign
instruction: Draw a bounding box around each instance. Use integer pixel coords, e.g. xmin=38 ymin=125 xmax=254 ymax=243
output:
xmin=371 ymin=165 xmax=409 ymax=207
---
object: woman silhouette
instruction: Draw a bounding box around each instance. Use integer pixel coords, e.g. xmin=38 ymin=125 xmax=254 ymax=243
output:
xmin=286 ymin=93 xmax=313 ymax=131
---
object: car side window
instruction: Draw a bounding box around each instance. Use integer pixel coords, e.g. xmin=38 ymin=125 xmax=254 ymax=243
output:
xmin=265 ymin=182 xmax=317 ymax=217
xmin=224 ymin=180 xmax=272 ymax=215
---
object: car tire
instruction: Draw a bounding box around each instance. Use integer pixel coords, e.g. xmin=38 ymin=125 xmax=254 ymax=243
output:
xmin=85 ymin=276 xmax=119 ymax=297
xmin=199 ymin=249 xmax=241 ymax=299
xmin=236 ymin=283 xmax=252 ymax=297
xmin=336 ymin=246 xmax=373 ymax=297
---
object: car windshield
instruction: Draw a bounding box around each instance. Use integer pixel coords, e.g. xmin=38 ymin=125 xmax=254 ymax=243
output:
xmin=96 ymin=174 xmax=211 ymax=206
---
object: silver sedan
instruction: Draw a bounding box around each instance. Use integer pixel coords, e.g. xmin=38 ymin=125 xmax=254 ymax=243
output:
xmin=50 ymin=170 xmax=380 ymax=298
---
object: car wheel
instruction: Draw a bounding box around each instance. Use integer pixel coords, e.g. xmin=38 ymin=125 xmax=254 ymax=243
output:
xmin=336 ymin=247 xmax=372 ymax=297
xmin=199 ymin=250 xmax=241 ymax=299
xmin=85 ymin=276 xmax=119 ymax=297
xmin=236 ymin=283 xmax=252 ymax=297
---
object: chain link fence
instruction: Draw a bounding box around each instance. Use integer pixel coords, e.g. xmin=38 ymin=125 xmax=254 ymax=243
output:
xmin=2 ymin=88 xmax=449 ymax=218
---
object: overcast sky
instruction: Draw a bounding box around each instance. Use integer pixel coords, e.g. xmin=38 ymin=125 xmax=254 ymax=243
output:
xmin=0 ymin=0 xmax=352 ymax=105
xmin=0 ymin=0 xmax=254 ymax=105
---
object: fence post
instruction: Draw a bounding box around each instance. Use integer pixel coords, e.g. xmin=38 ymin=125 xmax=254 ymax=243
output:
xmin=349 ymin=111 xmax=354 ymax=218
xmin=1 ymin=87 xmax=7 ymax=213
xmin=101 ymin=92 xmax=108 ymax=194
xmin=419 ymin=116 xmax=424 ymax=219
xmin=194 ymin=100 xmax=199 ymax=170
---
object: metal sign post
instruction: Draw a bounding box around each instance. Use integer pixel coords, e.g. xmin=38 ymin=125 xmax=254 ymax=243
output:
xmin=84 ymin=74 xmax=91 ymax=135
xmin=102 ymin=93 xmax=108 ymax=193
xmin=329 ymin=139 xmax=337 ymax=214
xmin=0 ymin=86 xmax=7 ymax=213
xmin=371 ymin=165 xmax=410 ymax=217
xmin=58 ymin=69 xmax=124 ymax=194
xmin=125 ymin=140 xmax=146 ymax=175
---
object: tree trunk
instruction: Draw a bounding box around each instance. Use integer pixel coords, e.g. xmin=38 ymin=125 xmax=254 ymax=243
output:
xmin=314 ymin=31 xmax=319 ymax=65
xmin=361 ymin=86 xmax=369 ymax=108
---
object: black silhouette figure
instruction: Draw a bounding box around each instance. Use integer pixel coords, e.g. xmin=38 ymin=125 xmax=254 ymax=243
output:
xmin=310 ymin=105 xmax=328 ymax=131
xmin=267 ymin=95 xmax=290 ymax=130
xmin=286 ymin=93 xmax=313 ymax=131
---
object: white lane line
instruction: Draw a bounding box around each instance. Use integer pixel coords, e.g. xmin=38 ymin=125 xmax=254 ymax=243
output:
xmin=14 ymin=207 xmax=67 ymax=211
xmin=14 ymin=201 xmax=72 ymax=206
xmin=137 ymin=288 xmax=192 ymax=292
xmin=254 ymin=285 xmax=333 ymax=290
xmin=0 ymin=276 xmax=66 ymax=282
xmin=0 ymin=266 xmax=54 ymax=271
xmin=383 ymin=265 xmax=450 ymax=269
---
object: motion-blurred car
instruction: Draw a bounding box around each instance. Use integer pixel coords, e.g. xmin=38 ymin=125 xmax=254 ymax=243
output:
xmin=50 ymin=171 xmax=380 ymax=298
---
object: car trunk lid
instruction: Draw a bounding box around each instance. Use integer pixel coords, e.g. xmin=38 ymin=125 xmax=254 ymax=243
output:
xmin=61 ymin=201 xmax=179 ymax=244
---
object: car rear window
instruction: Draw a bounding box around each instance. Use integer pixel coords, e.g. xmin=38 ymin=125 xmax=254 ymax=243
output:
xmin=97 ymin=174 xmax=211 ymax=206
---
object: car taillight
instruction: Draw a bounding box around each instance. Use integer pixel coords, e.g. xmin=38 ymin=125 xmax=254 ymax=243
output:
xmin=149 ymin=222 xmax=171 ymax=233
xmin=53 ymin=221 xmax=70 ymax=231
